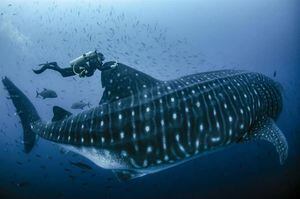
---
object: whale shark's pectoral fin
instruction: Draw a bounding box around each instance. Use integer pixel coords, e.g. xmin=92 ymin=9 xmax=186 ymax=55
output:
xmin=52 ymin=106 xmax=72 ymax=122
xmin=244 ymin=117 xmax=288 ymax=164
xmin=100 ymin=62 xmax=161 ymax=104
xmin=113 ymin=169 xmax=146 ymax=182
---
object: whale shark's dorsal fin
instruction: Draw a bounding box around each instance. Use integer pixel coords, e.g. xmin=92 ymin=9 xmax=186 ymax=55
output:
xmin=243 ymin=117 xmax=288 ymax=164
xmin=100 ymin=62 xmax=161 ymax=104
xmin=52 ymin=106 xmax=72 ymax=122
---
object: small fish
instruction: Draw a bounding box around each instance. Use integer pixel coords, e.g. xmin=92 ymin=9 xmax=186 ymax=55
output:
xmin=68 ymin=175 xmax=76 ymax=181
xmin=16 ymin=181 xmax=30 ymax=188
xmin=36 ymin=88 xmax=57 ymax=99
xmin=273 ymin=70 xmax=277 ymax=77
xmin=106 ymin=177 xmax=113 ymax=181
xmin=71 ymin=101 xmax=91 ymax=110
xmin=35 ymin=154 xmax=41 ymax=158
xmin=64 ymin=168 xmax=71 ymax=172
xmin=105 ymin=185 xmax=112 ymax=190
xmin=69 ymin=161 xmax=92 ymax=170
xmin=16 ymin=161 xmax=22 ymax=165
xmin=82 ymin=182 xmax=88 ymax=186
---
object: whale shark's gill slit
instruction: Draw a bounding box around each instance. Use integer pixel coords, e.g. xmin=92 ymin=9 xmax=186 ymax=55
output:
xmin=207 ymin=82 xmax=225 ymax=145
xmin=243 ymin=76 xmax=255 ymax=126
xmin=215 ymin=78 xmax=234 ymax=144
xmin=241 ymin=74 xmax=255 ymax=125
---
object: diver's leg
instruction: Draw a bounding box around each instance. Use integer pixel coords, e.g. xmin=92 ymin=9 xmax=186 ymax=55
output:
xmin=59 ymin=68 xmax=76 ymax=77
xmin=33 ymin=62 xmax=76 ymax=77
xmin=32 ymin=62 xmax=59 ymax=74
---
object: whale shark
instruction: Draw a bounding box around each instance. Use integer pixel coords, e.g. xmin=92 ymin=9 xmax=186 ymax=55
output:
xmin=2 ymin=62 xmax=288 ymax=181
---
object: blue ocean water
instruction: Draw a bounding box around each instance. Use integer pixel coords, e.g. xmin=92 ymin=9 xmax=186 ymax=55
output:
xmin=0 ymin=0 xmax=299 ymax=198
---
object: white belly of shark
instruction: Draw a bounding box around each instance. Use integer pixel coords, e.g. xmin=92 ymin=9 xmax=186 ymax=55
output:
xmin=2 ymin=65 xmax=288 ymax=181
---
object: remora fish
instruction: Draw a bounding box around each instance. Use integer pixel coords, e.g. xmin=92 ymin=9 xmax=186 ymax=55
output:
xmin=2 ymin=62 xmax=288 ymax=181
xmin=71 ymin=101 xmax=91 ymax=110
xmin=69 ymin=161 xmax=93 ymax=170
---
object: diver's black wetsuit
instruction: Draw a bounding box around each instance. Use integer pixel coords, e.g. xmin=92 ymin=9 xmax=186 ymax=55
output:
xmin=33 ymin=51 xmax=106 ymax=78
xmin=33 ymin=62 xmax=76 ymax=77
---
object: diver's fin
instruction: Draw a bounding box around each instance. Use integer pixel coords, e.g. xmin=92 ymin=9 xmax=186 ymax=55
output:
xmin=2 ymin=77 xmax=41 ymax=153
xmin=100 ymin=62 xmax=161 ymax=104
xmin=244 ymin=117 xmax=288 ymax=164
xmin=52 ymin=106 xmax=72 ymax=122
xmin=113 ymin=169 xmax=146 ymax=182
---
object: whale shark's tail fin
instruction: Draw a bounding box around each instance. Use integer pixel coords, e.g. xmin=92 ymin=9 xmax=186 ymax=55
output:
xmin=2 ymin=77 xmax=41 ymax=153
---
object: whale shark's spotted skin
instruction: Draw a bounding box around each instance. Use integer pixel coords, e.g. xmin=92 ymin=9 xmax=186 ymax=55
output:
xmin=5 ymin=63 xmax=286 ymax=181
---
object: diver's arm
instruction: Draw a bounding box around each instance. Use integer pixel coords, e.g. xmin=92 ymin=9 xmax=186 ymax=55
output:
xmin=98 ymin=61 xmax=118 ymax=71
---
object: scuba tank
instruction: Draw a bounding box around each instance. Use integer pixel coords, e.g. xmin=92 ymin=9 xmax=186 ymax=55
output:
xmin=70 ymin=50 xmax=102 ymax=76
xmin=70 ymin=51 xmax=98 ymax=67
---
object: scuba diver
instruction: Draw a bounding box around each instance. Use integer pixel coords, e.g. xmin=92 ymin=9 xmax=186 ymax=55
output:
xmin=33 ymin=50 xmax=158 ymax=105
xmin=33 ymin=50 xmax=112 ymax=78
